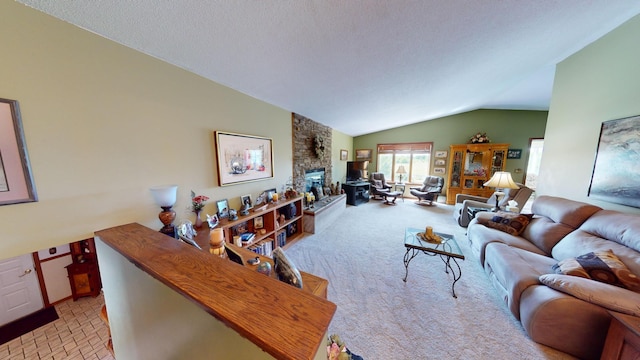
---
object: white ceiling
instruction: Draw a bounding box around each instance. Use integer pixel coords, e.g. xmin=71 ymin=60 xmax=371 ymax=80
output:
xmin=17 ymin=1 xmax=640 ymax=136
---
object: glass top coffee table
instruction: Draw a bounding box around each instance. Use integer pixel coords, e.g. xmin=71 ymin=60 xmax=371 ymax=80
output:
xmin=402 ymin=228 xmax=465 ymax=298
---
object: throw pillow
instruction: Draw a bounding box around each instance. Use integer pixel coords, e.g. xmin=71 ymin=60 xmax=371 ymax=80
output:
xmin=539 ymin=274 xmax=640 ymax=317
xmin=476 ymin=211 xmax=533 ymax=236
xmin=373 ymin=180 xmax=383 ymax=188
xmin=552 ymin=249 xmax=640 ymax=292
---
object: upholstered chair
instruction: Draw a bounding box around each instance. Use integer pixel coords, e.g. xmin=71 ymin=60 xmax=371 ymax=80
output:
xmin=369 ymin=172 xmax=392 ymax=199
xmin=409 ymin=176 xmax=444 ymax=205
xmin=453 ymin=183 xmax=534 ymax=227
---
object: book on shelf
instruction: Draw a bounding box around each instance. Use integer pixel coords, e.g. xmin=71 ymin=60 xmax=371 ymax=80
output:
xmin=250 ymin=239 xmax=273 ymax=257
xmin=240 ymin=232 xmax=255 ymax=245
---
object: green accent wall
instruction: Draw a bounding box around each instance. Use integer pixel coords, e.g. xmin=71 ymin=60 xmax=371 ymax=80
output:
xmin=353 ymin=109 xmax=548 ymax=184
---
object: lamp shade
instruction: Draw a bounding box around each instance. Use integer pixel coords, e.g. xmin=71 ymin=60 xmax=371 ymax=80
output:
xmin=483 ymin=172 xmax=518 ymax=189
xmin=396 ymin=165 xmax=407 ymax=174
xmin=150 ymin=185 xmax=178 ymax=207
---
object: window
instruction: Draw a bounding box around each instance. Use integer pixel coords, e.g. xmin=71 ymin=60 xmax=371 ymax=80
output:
xmin=377 ymin=142 xmax=432 ymax=183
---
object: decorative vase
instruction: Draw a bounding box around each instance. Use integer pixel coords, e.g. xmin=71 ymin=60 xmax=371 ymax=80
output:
xmin=194 ymin=210 xmax=203 ymax=229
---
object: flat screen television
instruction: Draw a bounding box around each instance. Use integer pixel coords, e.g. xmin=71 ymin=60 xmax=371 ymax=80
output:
xmin=346 ymin=161 xmax=369 ymax=182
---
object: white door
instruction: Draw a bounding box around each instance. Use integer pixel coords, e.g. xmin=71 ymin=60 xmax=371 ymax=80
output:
xmin=0 ymin=253 xmax=44 ymax=325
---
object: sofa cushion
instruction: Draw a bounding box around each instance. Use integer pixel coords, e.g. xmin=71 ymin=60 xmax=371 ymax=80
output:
xmin=521 ymin=216 xmax=576 ymax=255
xmin=484 ymin=243 xmax=557 ymax=319
xmin=467 ymin=221 xmax=546 ymax=265
xmin=476 ymin=211 xmax=533 ymax=236
xmin=553 ymin=249 xmax=640 ymax=292
xmin=531 ymin=196 xmax=601 ymax=228
xmin=539 ymin=274 xmax=640 ymax=317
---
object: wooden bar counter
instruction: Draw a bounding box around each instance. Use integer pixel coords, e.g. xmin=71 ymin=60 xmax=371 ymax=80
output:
xmin=95 ymin=223 xmax=336 ymax=360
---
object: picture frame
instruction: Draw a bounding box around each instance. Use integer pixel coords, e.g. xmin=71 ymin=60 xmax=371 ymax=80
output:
xmin=434 ymin=159 xmax=446 ymax=166
xmin=340 ymin=149 xmax=348 ymax=161
xmin=507 ymin=149 xmax=522 ymax=159
xmin=216 ymin=198 xmax=229 ymax=219
xmin=588 ymin=115 xmax=640 ymax=208
xmin=434 ymin=167 xmax=446 ymax=174
xmin=254 ymin=216 xmax=263 ymax=229
xmin=355 ymin=149 xmax=372 ymax=161
xmin=206 ymin=213 xmax=219 ymax=228
xmin=240 ymin=194 xmax=253 ymax=210
xmin=214 ymin=131 xmax=274 ymax=186
xmin=0 ymin=98 xmax=38 ymax=206
xmin=435 ymin=150 xmax=448 ymax=158
xmin=264 ymin=188 xmax=277 ymax=203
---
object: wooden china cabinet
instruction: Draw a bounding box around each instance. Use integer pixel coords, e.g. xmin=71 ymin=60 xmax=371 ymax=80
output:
xmin=445 ymin=143 xmax=509 ymax=204
xmin=66 ymin=237 xmax=102 ymax=300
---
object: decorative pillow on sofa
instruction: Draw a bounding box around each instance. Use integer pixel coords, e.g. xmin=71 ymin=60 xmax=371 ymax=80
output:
xmin=539 ymin=274 xmax=640 ymax=317
xmin=552 ymin=249 xmax=640 ymax=292
xmin=476 ymin=211 xmax=533 ymax=236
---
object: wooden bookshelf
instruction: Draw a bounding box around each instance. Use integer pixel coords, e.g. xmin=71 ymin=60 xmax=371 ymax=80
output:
xmin=215 ymin=195 xmax=304 ymax=256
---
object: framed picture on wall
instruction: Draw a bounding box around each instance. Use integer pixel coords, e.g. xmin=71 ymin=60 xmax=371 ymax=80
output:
xmin=0 ymin=98 xmax=38 ymax=206
xmin=434 ymin=167 xmax=446 ymax=174
xmin=507 ymin=149 xmax=522 ymax=159
xmin=434 ymin=159 xmax=446 ymax=166
xmin=588 ymin=115 xmax=640 ymax=208
xmin=435 ymin=150 xmax=448 ymax=158
xmin=214 ymin=131 xmax=274 ymax=186
xmin=355 ymin=149 xmax=372 ymax=161
xmin=340 ymin=149 xmax=348 ymax=161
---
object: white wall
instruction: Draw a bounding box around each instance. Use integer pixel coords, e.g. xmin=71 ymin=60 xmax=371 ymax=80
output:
xmin=0 ymin=2 xmax=293 ymax=259
xmin=539 ymin=13 xmax=640 ymax=214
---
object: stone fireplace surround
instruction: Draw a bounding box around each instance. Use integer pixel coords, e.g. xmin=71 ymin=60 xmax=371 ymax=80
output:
xmin=292 ymin=113 xmax=346 ymax=233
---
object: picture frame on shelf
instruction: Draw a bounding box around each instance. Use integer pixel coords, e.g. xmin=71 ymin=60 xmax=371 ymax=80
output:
xmin=340 ymin=149 xmax=348 ymax=161
xmin=355 ymin=149 xmax=372 ymax=161
xmin=240 ymin=194 xmax=253 ymax=210
xmin=0 ymin=98 xmax=38 ymax=206
xmin=216 ymin=198 xmax=229 ymax=219
xmin=264 ymin=188 xmax=277 ymax=202
xmin=214 ymin=131 xmax=274 ymax=187
xmin=435 ymin=150 xmax=448 ymax=158
xmin=254 ymin=216 xmax=263 ymax=229
xmin=507 ymin=149 xmax=522 ymax=159
xmin=206 ymin=213 xmax=219 ymax=228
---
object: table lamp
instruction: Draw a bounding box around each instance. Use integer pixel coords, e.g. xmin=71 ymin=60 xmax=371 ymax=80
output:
xmin=396 ymin=165 xmax=407 ymax=184
xmin=483 ymin=172 xmax=518 ymax=211
xmin=150 ymin=185 xmax=178 ymax=237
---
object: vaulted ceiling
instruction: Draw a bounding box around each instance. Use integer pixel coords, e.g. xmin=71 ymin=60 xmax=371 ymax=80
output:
xmin=18 ymin=1 xmax=640 ymax=136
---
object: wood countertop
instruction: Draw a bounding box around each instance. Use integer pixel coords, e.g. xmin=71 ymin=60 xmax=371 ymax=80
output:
xmin=95 ymin=223 xmax=336 ymax=360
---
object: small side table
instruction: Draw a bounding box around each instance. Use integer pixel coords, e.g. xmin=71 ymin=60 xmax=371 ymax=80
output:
xmin=394 ymin=183 xmax=406 ymax=202
xmin=601 ymin=311 xmax=640 ymax=359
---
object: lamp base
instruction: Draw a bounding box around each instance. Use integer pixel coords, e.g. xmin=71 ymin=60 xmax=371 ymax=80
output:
xmin=158 ymin=206 xmax=176 ymax=238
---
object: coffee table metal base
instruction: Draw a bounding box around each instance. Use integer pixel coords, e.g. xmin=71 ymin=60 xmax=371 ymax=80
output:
xmin=402 ymin=229 xmax=465 ymax=298
xmin=402 ymin=247 xmax=463 ymax=298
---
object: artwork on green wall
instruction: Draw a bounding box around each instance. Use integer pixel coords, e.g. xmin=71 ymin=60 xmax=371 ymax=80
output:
xmin=588 ymin=115 xmax=640 ymax=208
xmin=507 ymin=149 xmax=522 ymax=159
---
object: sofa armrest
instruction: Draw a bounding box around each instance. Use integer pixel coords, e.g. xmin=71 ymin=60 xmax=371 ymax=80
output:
xmin=539 ymin=274 xmax=640 ymax=317
xmin=455 ymin=193 xmax=490 ymax=204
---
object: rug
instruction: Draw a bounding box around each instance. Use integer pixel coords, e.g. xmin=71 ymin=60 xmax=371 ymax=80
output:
xmin=0 ymin=306 xmax=59 ymax=345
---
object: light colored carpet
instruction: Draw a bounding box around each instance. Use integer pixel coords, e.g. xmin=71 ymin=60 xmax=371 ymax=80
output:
xmin=286 ymin=198 xmax=576 ymax=359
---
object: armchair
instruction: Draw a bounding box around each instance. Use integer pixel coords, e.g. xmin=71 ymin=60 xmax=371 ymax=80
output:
xmin=409 ymin=176 xmax=444 ymax=205
xmin=369 ymin=172 xmax=392 ymax=199
xmin=453 ymin=183 xmax=533 ymax=227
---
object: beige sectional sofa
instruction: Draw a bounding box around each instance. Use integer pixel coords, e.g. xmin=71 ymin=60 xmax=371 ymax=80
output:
xmin=467 ymin=195 xmax=640 ymax=360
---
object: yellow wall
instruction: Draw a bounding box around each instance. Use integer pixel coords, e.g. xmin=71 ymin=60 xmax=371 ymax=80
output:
xmin=331 ymin=129 xmax=354 ymax=183
xmin=541 ymin=13 xmax=640 ymax=214
xmin=0 ymin=2 xmax=293 ymax=259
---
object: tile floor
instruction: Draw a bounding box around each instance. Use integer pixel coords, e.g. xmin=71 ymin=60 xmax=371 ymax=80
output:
xmin=0 ymin=294 xmax=114 ymax=360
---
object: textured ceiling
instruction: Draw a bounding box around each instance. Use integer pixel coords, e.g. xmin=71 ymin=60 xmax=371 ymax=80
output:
xmin=17 ymin=1 xmax=640 ymax=136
